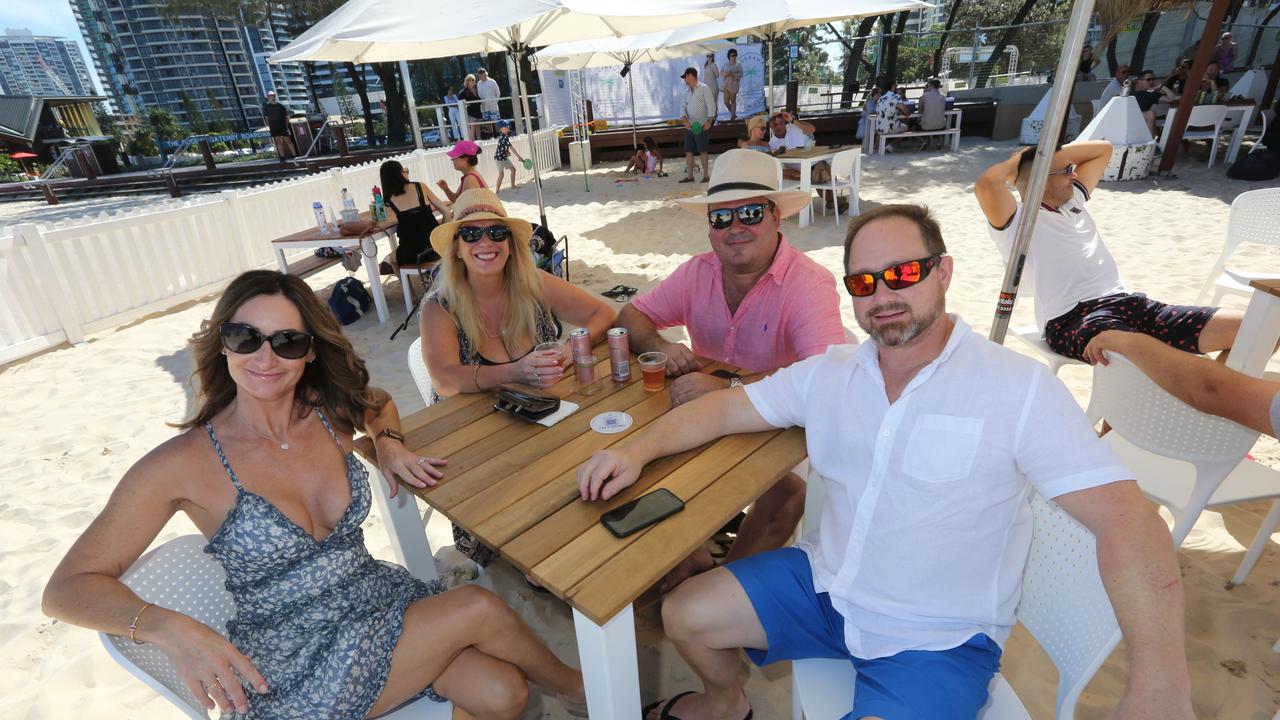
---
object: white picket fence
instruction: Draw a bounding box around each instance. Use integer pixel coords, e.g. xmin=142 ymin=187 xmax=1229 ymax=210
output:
xmin=0 ymin=128 xmax=562 ymax=365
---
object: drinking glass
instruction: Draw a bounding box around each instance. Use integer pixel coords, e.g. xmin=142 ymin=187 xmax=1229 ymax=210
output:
xmin=637 ymin=352 xmax=668 ymax=392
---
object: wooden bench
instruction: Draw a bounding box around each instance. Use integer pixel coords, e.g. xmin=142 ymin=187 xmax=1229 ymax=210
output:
xmin=285 ymin=252 xmax=340 ymax=278
xmin=869 ymin=108 xmax=963 ymax=155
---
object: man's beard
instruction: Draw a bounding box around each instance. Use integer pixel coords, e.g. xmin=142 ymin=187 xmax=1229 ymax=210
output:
xmin=858 ymin=295 xmax=944 ymax=347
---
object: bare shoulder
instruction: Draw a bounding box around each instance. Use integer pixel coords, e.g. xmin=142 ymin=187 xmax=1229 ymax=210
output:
xmin=116 ymin=428 xmax=214 ymax=502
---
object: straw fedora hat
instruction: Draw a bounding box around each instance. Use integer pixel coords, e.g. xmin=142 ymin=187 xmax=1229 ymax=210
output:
xmin=430 ymin=188 xmax=533 ymax=257
xmin=674 ymin=149 xmax=811 ymax=218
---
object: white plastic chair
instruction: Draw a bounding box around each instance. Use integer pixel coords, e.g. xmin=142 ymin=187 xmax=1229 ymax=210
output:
xmin=1231 ymin=498 xmax=1280 ymax=587
xmin=1158 ymin=104 xmax=1228 ymax=167
xmin=399 ymin=262 xmax=439 ymax=314
xmin=816 ymin=148 xmax=861 ymax=225
xmin=1086 ymin=353 xmax=1269 ymax=549
xmin=408 ymin=337 xmax=436 ymax=408
xmin=101 ymin=535 xmax=451 ymax=719
xmin=1012 ymin=325 xmax=1086 ymax=376
xmin=791 ymin=472 xmax=1120 ymax=720
xmin=1195 ymin=188 xmax=1280 ymax=305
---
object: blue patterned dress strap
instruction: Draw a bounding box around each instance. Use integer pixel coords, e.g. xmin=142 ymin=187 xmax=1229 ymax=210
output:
xmin=314 ymin=408 xmax=344 ymax=452
xmin=203 ymin=421 xmax=244 ymax=492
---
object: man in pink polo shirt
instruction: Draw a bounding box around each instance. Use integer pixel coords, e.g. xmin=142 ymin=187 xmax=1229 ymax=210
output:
xmin=618 ymin=149 xmax=847 ymax=590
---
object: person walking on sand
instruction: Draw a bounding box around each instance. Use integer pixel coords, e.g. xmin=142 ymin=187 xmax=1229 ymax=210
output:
xmin=580 ymin=203 xmax=1195 ymax=720
xmin=492 ymin=120 xmax=526 ymax=194
xmin=679 ymin=66 xmax=717 ymax=184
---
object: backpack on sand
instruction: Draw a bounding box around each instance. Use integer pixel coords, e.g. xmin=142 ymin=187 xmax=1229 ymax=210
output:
xmin=328 ymin=276 xmax=371 ymax=325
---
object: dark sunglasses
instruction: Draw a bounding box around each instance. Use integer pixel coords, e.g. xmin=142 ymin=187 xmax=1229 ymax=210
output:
xmin=220 ymin=322 xmax=313 ymax=359
xmin=457 ymin=225 xmax=511 ymax=243
xmin=843 ymin=255 xmax=943 ymax=298
xmin=707 ymin=201 xmax=774 ymax=230
xmin=1047 ymin=163 xmax=1076 ymax=176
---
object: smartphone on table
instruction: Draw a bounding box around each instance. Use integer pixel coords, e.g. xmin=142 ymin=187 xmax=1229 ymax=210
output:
xmin=600 ymin=488 xmax=685 ymax=538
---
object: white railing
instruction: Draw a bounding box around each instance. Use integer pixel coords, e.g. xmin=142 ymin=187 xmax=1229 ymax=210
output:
xmin=0 ymin=128 xmax=563 ymax=366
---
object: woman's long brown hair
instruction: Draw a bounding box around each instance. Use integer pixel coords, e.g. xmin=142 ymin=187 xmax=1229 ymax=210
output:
xmin=178 ymin=270 xmax=388 ymax=433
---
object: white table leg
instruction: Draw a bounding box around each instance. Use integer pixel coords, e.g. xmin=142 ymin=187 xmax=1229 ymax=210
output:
xmin=361 ymin=236 xmax=389 ymax=323
xmin=573 ymin=605 xmax=641 ymax=720
xmin=367 ymin=473 xmax=440 ymax=584
xmin=1225 ymin=290 xmax=1280 ymax=377
xmin=1225 ymin=107 xmax=1254 ymax=164
xmin=799 ymin=159 xmax=813 ymax=228
xmin=273 ymin=247 xmax=289 ymax=273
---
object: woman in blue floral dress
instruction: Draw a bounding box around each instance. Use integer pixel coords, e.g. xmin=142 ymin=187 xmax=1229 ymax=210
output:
xmin=44 ymin=270 xmax=586 ymax=719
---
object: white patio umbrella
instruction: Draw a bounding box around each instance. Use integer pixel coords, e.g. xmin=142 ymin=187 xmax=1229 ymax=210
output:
xmin=533 ymin=31 xmax=734 ymax=150
xmin=659 ymin=0 xmax=929 ymax=113
xmin=270 ymin=0 xmax=736 ymax=228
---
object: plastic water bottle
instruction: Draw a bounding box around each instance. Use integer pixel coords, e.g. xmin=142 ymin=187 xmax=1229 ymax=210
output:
xmin=312 ymin=201 xmax=326 ymax=232
xmin=372 ymin=186 xmax=385 ymax=221
xmin=340 ymin=187 xmax=359 ymax=224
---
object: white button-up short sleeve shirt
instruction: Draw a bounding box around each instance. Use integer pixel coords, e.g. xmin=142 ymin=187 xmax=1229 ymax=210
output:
xmin=744 ymin=316 xmax=1131 ymax=659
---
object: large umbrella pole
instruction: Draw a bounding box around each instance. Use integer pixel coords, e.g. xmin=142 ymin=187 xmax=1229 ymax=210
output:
xmin=510 ymin=46 xmax=549 ymax=227
xmin=988 ymin=0 xmax=1095 ymax=346
xmin=400 ymin=60 xmax=424 ymax=151
xmin=628 ymin=68 xmax=639 ymax=150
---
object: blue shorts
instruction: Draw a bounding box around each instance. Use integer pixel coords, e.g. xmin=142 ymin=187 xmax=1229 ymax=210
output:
xmin=726 ymin=548 xmax=1002 ymax=720
xmin=482 ymin=110 xmax=501 ymax=121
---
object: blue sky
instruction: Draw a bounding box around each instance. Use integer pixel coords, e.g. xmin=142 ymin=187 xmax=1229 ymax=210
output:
xmin=1 ymin=1 xmax=106 ymax=95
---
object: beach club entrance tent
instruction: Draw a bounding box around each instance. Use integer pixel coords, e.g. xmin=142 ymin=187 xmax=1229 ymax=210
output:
xmin=658 ymin=0 xmax=929 ymax=113
xmin=533 ymin=31 xmax=734 ymax=150
xmin=270 ymin=0 xmax=736 ymax=227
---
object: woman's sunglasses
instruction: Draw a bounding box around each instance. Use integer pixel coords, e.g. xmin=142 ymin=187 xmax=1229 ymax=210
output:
xmin=1047 ymin=163 xmax=1076 ymax=177
xmin=707 ymin=201 xmax=774 ymax=230
xmin=220 ymin=322 xmax=313 ymax=359
xmin=843 ymin=255 xmax=943 ymax=298
xmin=457 ymin=225 xmax=511 ymax=243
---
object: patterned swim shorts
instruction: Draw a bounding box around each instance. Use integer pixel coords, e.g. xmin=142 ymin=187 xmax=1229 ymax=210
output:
xmin=1043 ymin=292 xmax=1218 ymax=361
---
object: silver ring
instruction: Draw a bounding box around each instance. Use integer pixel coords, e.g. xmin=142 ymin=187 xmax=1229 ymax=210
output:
xmin=417 ymin=457 xmax=427 ymax=466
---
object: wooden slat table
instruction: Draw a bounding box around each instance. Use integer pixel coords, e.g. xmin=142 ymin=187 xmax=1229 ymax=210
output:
xmin=1226 ymin=279 xmax=1280 ymax=377
xmin=356 ymin=343 xmax=806 ymax=719
xmin=270 ymin=210 xmax=398 ymax=323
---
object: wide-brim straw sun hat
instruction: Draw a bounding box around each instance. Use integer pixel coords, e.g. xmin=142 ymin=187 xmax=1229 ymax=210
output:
xmin=430 ymin=188 xmax=533 ymax=258
xmin=674 ymin=149 xmax=812 ymax=218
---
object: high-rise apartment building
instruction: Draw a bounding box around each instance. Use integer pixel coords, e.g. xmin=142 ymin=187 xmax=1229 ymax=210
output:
xmin=70 ymin=0 xmax=312 ymax=128
xmin=0 ymin=28 xmax=97 ymax=96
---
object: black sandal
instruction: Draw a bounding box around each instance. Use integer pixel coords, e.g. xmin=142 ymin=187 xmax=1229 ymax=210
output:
xmin=643 ymin=691 xmax=753 ymax=720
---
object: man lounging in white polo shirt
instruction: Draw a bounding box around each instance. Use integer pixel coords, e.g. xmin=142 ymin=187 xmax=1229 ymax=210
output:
xmin=578 ymin=204 xmax=1193 ymax=720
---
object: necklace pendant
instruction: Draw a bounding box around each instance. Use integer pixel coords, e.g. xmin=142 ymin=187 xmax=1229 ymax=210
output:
xmin=280 ymin=442 xmax=290 ymax=450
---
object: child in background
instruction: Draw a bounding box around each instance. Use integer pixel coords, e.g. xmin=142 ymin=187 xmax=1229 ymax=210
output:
xmin=625 ymin=136 xmax=665 ymax=176
xmin=493 ymin=120 xmax=526 ymax=194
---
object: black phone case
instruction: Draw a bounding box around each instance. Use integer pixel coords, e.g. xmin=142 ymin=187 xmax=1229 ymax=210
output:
xmin=600 ymin=489 xmax=685 ymax=538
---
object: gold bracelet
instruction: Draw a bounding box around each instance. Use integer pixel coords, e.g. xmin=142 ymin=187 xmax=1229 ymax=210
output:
xmin=129 ymin=602 xmax=156 ymax=645
xmin=472 ymin=363 xmax=482 ymax=392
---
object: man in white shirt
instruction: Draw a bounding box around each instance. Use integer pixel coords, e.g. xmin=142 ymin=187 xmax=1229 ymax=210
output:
xmin=1097 ymin=64 xmax=1131 ymax=109
xmin=680 ymin=66 xmax=718 ymax=183
xmin=767 ymin=110 xmax=840 ymax=211
xmin=975 ymin=141 xmax=1253 ymax=419
xmin=475 ymin=67 xmax=502 ymax=136
xmin=579 ymin=204 xmax=1192 ymax=720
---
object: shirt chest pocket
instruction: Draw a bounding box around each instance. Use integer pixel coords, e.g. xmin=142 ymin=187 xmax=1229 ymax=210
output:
xmin=901 ymin=413 xmax=985 ymax=483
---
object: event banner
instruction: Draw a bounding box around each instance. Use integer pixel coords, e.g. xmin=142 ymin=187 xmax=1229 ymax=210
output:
xmin=538 ymin=43 xmax=766 ymax=128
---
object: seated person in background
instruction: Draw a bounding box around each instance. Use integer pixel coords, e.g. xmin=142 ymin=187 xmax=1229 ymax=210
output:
xmin=581 ymin=204 xmax=1193 ymax=720
xmin=615 ymin=149 xmax=846 ymax=591
xmin=437 ymin=140 xmax=487 ymax=202
xmin=738 ymin=116 xmax=771 ymax=152
xmin=768 ymin=110 xmax=840 ymax=210
xmin=1098 ymin=64 xmax=1131 ymax=108
xmin=1086 ymin=330 xmax=1280 ymax=440
xmin=42 ymin=269 xmax=588 ymax=720
xmin=1211 ymin=76 xmax=1231 ymax=104
xmin=420 ymin=189 xmax=616 ymax=567
xmin=975 ymin=142 xmax=1257 ymax=418
xmin=1129 ymin=70 xmax=1172 ymax=135
xmin=1197 ymin=61 xmax=1223 ymax=101
xmin=626 ymin=136 xmax=666 ymax=175
xmin=1161 ymin=57 xmax=1191 ymax=99
xmin=913 ymin=78 xmax=948 ymax=149
xmin=874 ymin=79 xmax=911 ymax=140
xmin=857 ymin=87 xmax=883 ymax=142
xmin=379 ymin=159 xmax=452 ymax=269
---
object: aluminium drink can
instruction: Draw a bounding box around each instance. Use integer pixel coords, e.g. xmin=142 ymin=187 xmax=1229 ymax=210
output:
xmin=569 ymin=327 xmax=592 ymax=362
xmin=607 ymin=328 xmax=631 ymax=382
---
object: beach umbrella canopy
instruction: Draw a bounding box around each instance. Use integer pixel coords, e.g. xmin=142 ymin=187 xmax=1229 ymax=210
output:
xmin=270 ymin=0 xmax=736 ymax=228
xmin=659 ymin=0 xmax=929 ymax=112
xmin=533 ymin=31 xmax=734 ymax=149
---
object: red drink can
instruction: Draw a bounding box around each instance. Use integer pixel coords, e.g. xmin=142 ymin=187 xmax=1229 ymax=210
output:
xmin=607 ymin=328 xmax=631 ymax=382
xmin=569 ymin=327 xmax=592 ymax=362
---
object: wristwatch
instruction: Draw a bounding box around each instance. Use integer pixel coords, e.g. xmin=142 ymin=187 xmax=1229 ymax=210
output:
xmin=377 ymin=427 xmax=405 ymax=444
xmin=729 ymin=376 xmax=744 ymax=389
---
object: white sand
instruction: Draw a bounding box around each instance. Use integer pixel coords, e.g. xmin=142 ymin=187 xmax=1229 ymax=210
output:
xmin=2 ymin=141 xmax=1278 ymax=719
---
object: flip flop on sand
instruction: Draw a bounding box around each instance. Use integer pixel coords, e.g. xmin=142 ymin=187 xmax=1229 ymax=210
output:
xmin=679 ymin=176 xmax=695 ymax=183
xmin=602 ymin=285 xmax=638 ymax=301
xmin=643 ymin=691 xmax=753 ymax=720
